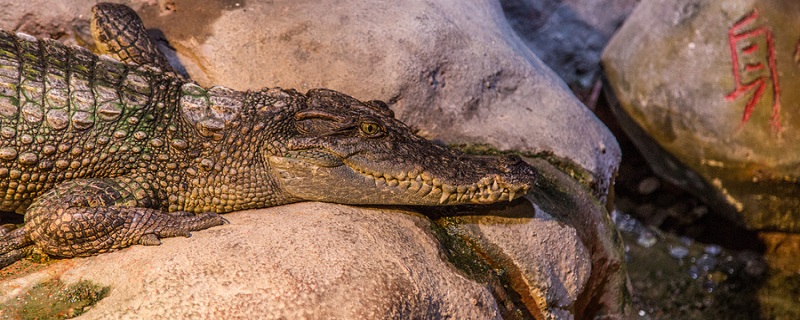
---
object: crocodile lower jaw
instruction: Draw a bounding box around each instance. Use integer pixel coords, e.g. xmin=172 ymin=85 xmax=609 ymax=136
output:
xmin=352 ymin=167 xmax=530 ymax=205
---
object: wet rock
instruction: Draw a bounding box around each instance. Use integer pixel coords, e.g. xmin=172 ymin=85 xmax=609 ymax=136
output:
xmin=603 ymin=0 xmax=800 ymax=232
xmin=442 ymin=159 xmax=628 ymax=319
xmin=669 ymin=246 xmax=690 ymax=259
xmin=704 ymin=244 xmax=722 ymax=256
xmin=499 ymin=0 xmax=639 ymax=94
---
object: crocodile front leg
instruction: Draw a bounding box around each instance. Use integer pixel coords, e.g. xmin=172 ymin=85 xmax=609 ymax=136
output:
xmin=0 ymin=178 xmax=226 ymax=267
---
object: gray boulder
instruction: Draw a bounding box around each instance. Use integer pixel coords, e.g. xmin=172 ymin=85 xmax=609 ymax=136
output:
xmin=603 ymin=0 xmax=800 ymax=232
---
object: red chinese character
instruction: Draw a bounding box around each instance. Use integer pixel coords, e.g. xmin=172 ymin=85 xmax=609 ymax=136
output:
xmin=725 ymin=9 xmax=782 ymax=133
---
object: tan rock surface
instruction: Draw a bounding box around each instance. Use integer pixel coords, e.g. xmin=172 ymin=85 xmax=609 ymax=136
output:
xmin=1 ymin=162 xmax=627 ymax=319
xmin=3 ymin=203 xmax=502 ymax=319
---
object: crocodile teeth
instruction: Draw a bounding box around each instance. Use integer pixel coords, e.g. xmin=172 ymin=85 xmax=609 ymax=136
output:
xmin=439 ymin=190 xmax=452 ymax=204
xmin=418 ymin=183 xmax=432 ymax=196
xmin=354 ymin=165 xmax=529 ymax=205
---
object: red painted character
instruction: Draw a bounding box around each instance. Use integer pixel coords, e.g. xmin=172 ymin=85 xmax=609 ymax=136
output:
xmin=725 ymin=9 xmax=782 ymax=133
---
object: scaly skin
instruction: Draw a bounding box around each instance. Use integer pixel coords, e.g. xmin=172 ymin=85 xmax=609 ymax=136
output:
xmin=0 ymin=3 xmax=537 ymax=268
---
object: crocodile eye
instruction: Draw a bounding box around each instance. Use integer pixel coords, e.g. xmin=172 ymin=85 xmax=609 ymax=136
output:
xmin=360 ymin=122 xmax=382 ymax=136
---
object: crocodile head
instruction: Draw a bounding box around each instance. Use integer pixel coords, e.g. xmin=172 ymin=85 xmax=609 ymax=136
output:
xmin=265 ymin=89 xmax=537 ymax=206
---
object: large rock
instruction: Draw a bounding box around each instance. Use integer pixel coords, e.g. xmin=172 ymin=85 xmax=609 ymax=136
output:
xmin=2 ymin=203 xmax=501 ymax=319
xmin=0 ymin=0 xmax=619 ymax=202
xmin=440 ymin=158 xmax=627 ymax=319
xmin=602 ymin=0 xmax=800 ymax=232
xmin=0 ymin=1 xmax=628 ymax=318
xmin=1 ymin=159 xmax=627 ymax=319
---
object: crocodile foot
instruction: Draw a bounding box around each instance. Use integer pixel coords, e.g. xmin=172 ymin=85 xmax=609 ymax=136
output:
xmin=0 ymin=227 xmax=34 ymax=268
xmin=2 ymin=178 xmax=228 ymax=263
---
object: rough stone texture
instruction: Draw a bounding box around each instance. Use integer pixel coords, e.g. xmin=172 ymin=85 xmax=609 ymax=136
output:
xmin=602 ymin=0 xmax=800 ymax=232
xmin=2 ymin=203 xmax=502 ymax=319
xmin=499 ymin=0 xmax=639 ymax=91
xmin=0 ymin=192 xmax=627 ymax=319
xmin=441 ymin=158 xmax=627 ymax=319
xmin=0 ymin=2 xmax=622 ymax=201
xmin=0 ymin=161 xmax=628 ymax=319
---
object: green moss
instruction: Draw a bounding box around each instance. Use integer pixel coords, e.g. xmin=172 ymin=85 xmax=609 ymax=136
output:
xmin=0 ymin=279 xmax=109 ymax=319
xmin=427 ymin=217 xmax=493 ymax=282
xmin=429 ymin=217 xmax=535 ymax=319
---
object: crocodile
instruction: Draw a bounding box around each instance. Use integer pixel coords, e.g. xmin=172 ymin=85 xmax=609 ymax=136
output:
xmin=0 ymin=3 xmax=537 ymax=268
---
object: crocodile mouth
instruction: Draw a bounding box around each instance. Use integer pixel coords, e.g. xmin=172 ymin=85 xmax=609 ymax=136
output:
xmin=350 ymin=165 xmax=530 ymax=205
xmin=268 ymin=149 xmax=536 ymax=206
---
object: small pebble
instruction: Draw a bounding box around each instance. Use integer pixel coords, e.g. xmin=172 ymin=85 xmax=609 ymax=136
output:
xmin=637 ymin=177 xmax=661 ymax=195
xmin=704 ymin=244 xmax=722 ymax=256
xmin=688 ymin=265 xmax=700 ymax=279
xmin=696 ymin=254 xmax=717 ymax=271
xmin=669 ymin=246 xmax=689 ymax=259
xmin=637 ymin=231 xmax=657 ymax=248
xmin=744 ymin=259 xmax=767 ymax=277
xmin=691 ymin=205 xmax=709 ymax=217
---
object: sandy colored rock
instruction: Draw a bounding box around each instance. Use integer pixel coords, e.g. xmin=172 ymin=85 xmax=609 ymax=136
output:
xmin=1 ymin=166 xmax=627 ymax=319
xmin=2 ymin=203 xmax=501 ymax=319
xmin=603 ymin=0 xmax=800 ymax=231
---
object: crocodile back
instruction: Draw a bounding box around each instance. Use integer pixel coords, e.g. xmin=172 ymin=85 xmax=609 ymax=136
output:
xmin=0 ymin=30 xmax=180 ymax=212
